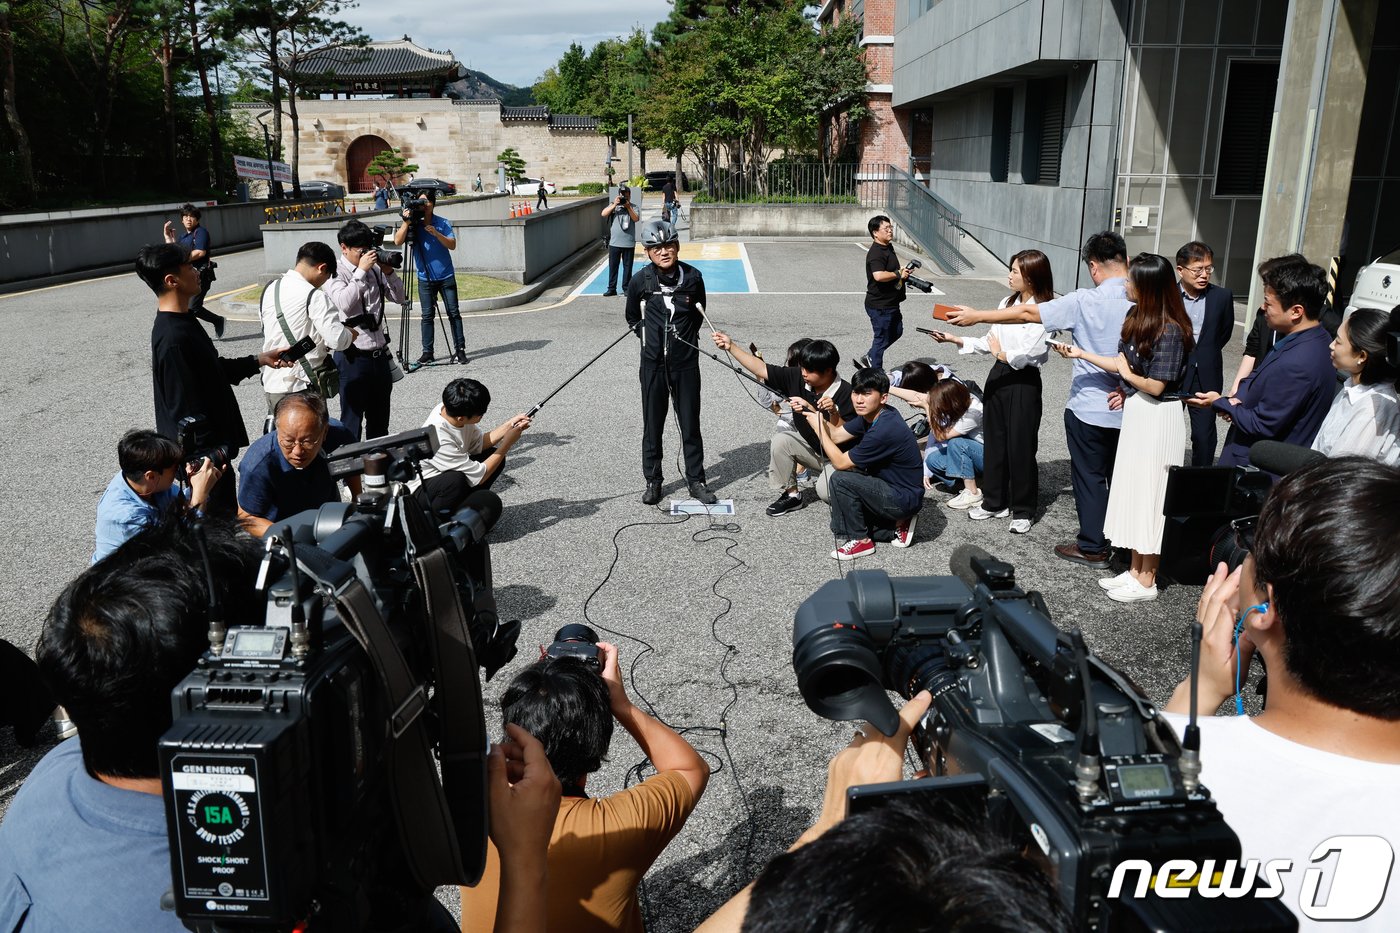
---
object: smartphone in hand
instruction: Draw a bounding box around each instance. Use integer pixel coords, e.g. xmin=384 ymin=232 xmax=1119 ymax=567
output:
xmin=280 ymin=335 xmax=318 ymax=363
xmin=1046 ymin=339 xmax=1073 ymax=352
xmin=915 ymin=327 xmax=946 ymax=337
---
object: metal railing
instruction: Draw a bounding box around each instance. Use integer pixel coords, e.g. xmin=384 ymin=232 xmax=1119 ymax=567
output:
xmin=693 ymin=162 xmax=886 ymax=203
xmin=262 ymin=199 xmax=347 ymax=224
xmin=881 ymin=164 xmax=970 ymax=275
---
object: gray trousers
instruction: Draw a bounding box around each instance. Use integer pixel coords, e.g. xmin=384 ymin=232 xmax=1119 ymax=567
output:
xmin=768 ymin=430 xmax=832 ymax=502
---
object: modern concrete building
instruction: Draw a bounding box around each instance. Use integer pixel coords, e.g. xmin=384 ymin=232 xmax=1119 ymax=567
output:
xmin=829 ymin=0 xmax=1400 ymax=301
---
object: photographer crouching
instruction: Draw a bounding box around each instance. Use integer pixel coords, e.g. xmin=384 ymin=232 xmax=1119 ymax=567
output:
xmin=0 ymin=515 xmax=562 ymax=933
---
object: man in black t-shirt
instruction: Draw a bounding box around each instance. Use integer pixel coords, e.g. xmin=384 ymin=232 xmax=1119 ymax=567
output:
xmin=711 ymin=331 xmax=856 ymax=516
xmin=801 ymin=368 xmax=925 ymax=560
xmin=862 ymin=215 xmax=909 ymax=370
xmin=137 ymin=243 xmax=288 ymax=515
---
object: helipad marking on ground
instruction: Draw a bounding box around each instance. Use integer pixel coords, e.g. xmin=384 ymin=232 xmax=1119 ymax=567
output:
xmin=575 ymin=243 xmax=757 ymax=296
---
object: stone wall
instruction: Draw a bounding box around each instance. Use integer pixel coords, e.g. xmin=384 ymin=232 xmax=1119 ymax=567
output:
xmin=235 ymin=100 xmax=660 ymax=191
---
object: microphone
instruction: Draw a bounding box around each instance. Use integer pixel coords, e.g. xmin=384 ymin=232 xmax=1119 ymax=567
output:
xmin=1248 ymin=440 xmax=1326 ymax=476
xmin=948 ymin=543 xmax=997 ymax=589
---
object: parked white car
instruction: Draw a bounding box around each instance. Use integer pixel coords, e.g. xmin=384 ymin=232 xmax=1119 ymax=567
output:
xmin=509 ymin=177 xmax=557 ymax=196
xmin=1345 ymin=244 xmax=1400 ymax=315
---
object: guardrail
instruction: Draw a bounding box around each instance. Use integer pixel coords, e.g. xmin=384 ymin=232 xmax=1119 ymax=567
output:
xmin=692 ymin=163 xmax=886 ymax=204
xmin=881 ymin=165 xmax=970 ymax=275
xmin=262 ymin=199 xmax=347 ymax=224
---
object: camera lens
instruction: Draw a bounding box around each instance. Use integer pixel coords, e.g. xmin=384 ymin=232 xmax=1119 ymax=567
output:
xmin=553 ymin=623 xmax=599 ymax=645
xmin=883 ymin=641 xmax=957 ymax=702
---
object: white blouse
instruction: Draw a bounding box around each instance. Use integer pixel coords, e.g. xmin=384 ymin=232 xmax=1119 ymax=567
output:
xmin=959 ymin=295 xmax=1049 ymax=369
xmin=1310 ymin=381 xmax=1400 ymax=466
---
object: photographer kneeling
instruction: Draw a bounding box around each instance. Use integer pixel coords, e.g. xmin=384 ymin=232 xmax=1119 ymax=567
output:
xmin=1164 ymin=456 xmax=1400 ymax=929
xmin=236 ymin=391 xmax=359 ymax=537
xmin=461 ymin=641 xmax=709 ymax=932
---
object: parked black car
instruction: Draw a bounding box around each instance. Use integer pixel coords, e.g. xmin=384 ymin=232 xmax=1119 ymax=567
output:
xmin=644 ymin=170 xmax=687 ymax=192
xmin=296 ymin=179 xmax=347 ymax=199
xmin=406 ymin=177 xmax=457 ymax=197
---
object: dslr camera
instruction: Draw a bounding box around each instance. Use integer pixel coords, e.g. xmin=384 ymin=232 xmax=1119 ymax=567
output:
xmin=903 ymin=259 xmax=935 ymax=294
xmin=368 ymin=224 xmax=403 ymax=269
xmin=792 ymin=553 xmax=1295 ymax=931
xmin=545 ymin=623 xmax=602 ymax=671
xmin=159 ymin=427 xmax=519 ymax=932
xmin=177 ymin=414 xmax=230 ymax=474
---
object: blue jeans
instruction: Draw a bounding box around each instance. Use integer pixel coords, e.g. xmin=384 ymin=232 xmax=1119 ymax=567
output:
xmin=419 ymin=276 xmax=464 ymax=356
xmin=864 ymin=305 xmax=903 ymax=369
xmin=607 ymin=245 xmax=635 ymax=293
xmin=924 ymin=436 xmax=984 ymax=488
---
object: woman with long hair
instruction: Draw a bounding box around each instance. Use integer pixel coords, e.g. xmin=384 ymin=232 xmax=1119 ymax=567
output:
xmin=1055 ymin=252 xmax=1193 ymax=602
xmin=919 ymin=379 xmax=984 ymax=500
xmin=1310 ymin=306 xmax=1400 ymax=465
xmin=930 ymin=249 xmax=1051 ymax=528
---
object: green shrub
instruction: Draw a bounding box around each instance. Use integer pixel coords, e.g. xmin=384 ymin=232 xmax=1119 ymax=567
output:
xmin=577 ymin=182 xmax=607 ymax=195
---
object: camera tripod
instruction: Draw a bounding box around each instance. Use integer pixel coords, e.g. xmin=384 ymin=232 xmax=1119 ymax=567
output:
xmin=395 ymin=216 xmax=463 ymax=373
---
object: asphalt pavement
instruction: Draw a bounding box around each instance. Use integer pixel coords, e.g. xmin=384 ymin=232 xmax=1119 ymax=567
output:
xmin=0 ymin=219 xmax=1246 ymax=931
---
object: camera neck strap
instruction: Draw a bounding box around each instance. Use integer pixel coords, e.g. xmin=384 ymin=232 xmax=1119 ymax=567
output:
xmin=268 ymin=279 xmax=320 ymax=387
xmin=334 ymin=580 xmax=469 ymax=888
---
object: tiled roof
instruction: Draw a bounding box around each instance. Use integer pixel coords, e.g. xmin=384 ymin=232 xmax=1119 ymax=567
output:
xmin=501 ymin=105 xmax=550 ymax=121
xmin=551 ymin=114 xmax=599 ymax=130
xmin=289 ymin=36 xmax=460 ymax=81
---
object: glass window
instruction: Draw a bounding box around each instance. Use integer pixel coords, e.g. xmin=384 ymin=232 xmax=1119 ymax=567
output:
xmin=1214 ymin=59 xmax=1279 ymax=197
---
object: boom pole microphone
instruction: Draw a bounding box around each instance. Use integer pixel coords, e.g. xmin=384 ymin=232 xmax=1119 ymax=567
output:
xmin=667 ymin=331 xmax=782 ymax=397
xmin=527 ymin=325 xmax=637 ymax=418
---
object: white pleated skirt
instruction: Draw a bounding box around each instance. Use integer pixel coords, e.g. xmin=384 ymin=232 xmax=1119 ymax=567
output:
xmin=1103 ymin=391 xmax=1186 ymax=554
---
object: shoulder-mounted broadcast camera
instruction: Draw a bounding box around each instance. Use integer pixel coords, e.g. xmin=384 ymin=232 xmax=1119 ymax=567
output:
xmin=791 ymin=550 xmax=1296 ymax=931
xmin=904 ymin=259 xmax=935 ymax=294
xmin=159 ymin=426 xmax=519 ymax=932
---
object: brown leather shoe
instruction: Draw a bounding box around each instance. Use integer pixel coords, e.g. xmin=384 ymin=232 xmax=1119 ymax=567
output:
xmin=1054 ymin=542 xmax=1111 ymax=569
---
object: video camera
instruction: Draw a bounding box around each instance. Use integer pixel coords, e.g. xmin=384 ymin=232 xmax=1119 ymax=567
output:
xmin=903 ymin=259 xmax=935 ymax=294
xmin=368 ymin=224 xmax=403 ymax=269
xmin=159 ymin=427 xmax=519 ymax=932
xmin=791 ymin=552 xmax=1295 ymax=931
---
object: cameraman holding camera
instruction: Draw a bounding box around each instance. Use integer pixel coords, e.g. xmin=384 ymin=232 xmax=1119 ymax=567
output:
xmin=393 ymin=189 xmax=468 ymax=365
xmin=259 ymin=241 xmax=357 ymax=414
xmin=162 ymin=202 xmax=226 ymax=338
xmin=1164 ymin=457 xmax=1400 ymax=929
xmin=92 ymin=428 xmax=223 ymax=562
xmin=861 ymin=215 xmax=910 ymax=370
xmin=601 ymin=183 xmax=640 ymax=296
xmin=140 ymin=243 xmax=290 ymax=516
xmin=461 ymin=641 xmax=709 ymax=933
xmin=326 ymin=219 xmax=407 ymax=440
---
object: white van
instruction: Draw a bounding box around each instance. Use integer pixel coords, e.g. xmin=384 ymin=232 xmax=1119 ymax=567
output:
xmin=1345 ymin=244 xmax=1400 ymax=315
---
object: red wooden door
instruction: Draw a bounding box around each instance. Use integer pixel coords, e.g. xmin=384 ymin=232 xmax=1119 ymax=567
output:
xmin=347 ymin=135 xmax=392 ymax=193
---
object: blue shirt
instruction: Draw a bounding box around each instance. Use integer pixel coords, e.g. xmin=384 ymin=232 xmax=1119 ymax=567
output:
xmin=411 ymin=214 xmax=456 ymax=282
xmin=0 ymin=739 xmax=184 ymax=933
xmin=236 ymin=423 xmax=353 ymax=523
xmin=1038 ymin=277 xmax=1133 ymax=428
xmin=177 ymin=225 xmax=211 ymax=269
xmin=843 ymin=406 xmax=925 ymax=516
xmin=93 ymin=471 xmax=180 ymax=563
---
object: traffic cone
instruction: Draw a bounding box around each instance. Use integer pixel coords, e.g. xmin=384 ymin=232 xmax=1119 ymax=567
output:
xmin=350 ymin=201 xmax=357 ymax=214
xmin=524 ymin=201 xmax=532 ymax=215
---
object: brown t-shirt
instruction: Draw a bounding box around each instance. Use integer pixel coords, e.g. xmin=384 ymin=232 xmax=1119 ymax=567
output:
xmin=460 ymin=770 xmax=697 ymax=933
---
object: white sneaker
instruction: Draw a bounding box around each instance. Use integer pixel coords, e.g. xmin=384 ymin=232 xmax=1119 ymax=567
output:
xmin=1098 ymin=570 xmax=1134 ymax=590
xmin=1106 ymin=578 xmax=1159 ymax=602
xmin=945 ymin=489 xmax=983 ymax=510
xmin=1008 ymin=519 xmax=1032 ymax=534
xmin=967 ymin=506 xmax=1010 ymax=521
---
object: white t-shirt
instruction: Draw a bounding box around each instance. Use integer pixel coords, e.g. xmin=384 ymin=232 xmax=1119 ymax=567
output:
xmin=1162 ymin=713 xmax=1400 ymax=930
xmin=409 ymin=406 xmax=486 ymax=490
xmin=1310 ymin=381 xmax=1400 ymax=466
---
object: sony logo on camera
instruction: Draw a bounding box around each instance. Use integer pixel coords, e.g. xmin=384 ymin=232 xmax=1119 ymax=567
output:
xmin=1108 ymin=835 xmax=1395 ymax=920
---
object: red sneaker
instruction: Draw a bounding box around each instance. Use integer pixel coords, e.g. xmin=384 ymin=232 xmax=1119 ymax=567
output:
xmin=892 ymin=514 xmax=917 ymax=548
xmin=831 ymin=538 xmax=876 ymax=561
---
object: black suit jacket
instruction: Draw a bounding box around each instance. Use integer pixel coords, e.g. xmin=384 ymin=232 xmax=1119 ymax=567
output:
xmin=1182 ymin=283 xmax=1235 ymax=394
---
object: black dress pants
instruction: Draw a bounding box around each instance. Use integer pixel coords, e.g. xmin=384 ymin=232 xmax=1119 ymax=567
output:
xmin=1064 ymin=410 xmax=1119 ymax=553
xmin=640 ymin=363 xmax=705 ymax=484
xmin=981 ymin=362 xmax=1042 ymax=520
xmin=1188 ymin=404 xmax=1218 ymax=466
xmin=336 ymin=350 xmax=393 ymax=441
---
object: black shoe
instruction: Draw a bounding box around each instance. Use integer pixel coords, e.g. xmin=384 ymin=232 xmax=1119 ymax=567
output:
xmin=688 ymin=481 xmax=718 ymax=505
xmin=854 ymin=355 xmax=871 ymax=370
xmin=602 ymin=290 xmax=618 ymax=297
xmin=642 ymin=481 xmax=663 ymax=505
xmin=453 ymin=349 xmax=469 ymax=364
xmin=417 ymin=351 xmax=435 ymax=365
xmin=213 ymin=314 xmax=226 ymax=339
xmin=765 ymin=492 xmax=805 ymax=516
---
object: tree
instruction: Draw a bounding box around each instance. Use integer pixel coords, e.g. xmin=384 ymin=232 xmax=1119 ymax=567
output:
xmin=0 ymin=0 xmax=36 ymax=194
xmin=532 ymin=41 xmax=592 ymax=113
xmin=366 ymin=147 xmax=416 ymax=191
xmin=496 ymin=146 xmax=525 ymax=186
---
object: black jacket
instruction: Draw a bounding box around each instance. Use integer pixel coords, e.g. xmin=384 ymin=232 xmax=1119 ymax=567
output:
xmin=151 ymin=311 xmax=259 ymax=460
xmin=1181 ymin=283 xmax=1236 ymax=394
xmin=625 ymin=261 xmax=708 ymax=368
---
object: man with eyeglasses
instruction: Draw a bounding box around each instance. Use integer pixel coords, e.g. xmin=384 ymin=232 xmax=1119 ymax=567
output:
xmin=236 ymin=391 xmax=360 ymax=537
xmin=625 ymin=219 xmax=717 ymax=505
xmin=326 ymin=219 xmax=407 ymax=440
xmin=1175 ymin=241 xmax=1236 ymax=465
